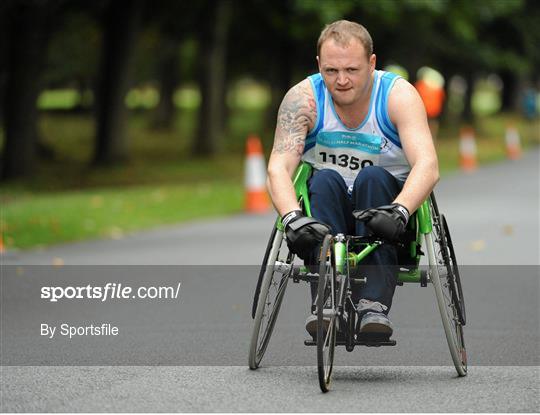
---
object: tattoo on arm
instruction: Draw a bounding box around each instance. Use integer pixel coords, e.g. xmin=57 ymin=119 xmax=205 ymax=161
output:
xmin=272 ymin=83 xmax=317 ymax=156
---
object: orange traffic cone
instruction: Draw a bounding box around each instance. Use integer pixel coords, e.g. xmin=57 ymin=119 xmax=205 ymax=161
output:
xmin=505 ymin=124 xmax=522 ymax=160
xmin=0 ymin=234 xmax=5 ymax=254
xmin=244 ymin=135 xmax=270 ymax=213
xmin=459 ymin=126 xmax=477 ymax=172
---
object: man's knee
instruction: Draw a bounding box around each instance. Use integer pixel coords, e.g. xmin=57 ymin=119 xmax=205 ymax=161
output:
xmin=354 ymin=166 xmax=391 ymax=187
xmin=352 ymin=166 xmax=401 ymax=210
xmin=310 ymin=169 xmax=345 ymax=192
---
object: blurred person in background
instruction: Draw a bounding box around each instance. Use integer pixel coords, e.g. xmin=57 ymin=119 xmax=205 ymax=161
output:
xmin=414 ymin=67 xmax=446 ymax=139
xmin=522 ymin=85 xmax=539 ymax=120
xmin=266 ymin=20 xmax=439 ymax=339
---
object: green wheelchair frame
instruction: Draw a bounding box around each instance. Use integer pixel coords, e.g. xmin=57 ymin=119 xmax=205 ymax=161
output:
xmin=248 ymin=162 xmax=467 ymax=392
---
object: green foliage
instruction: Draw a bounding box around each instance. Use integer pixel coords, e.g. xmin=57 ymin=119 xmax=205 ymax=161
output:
xmin=12 ymin=0 xmax=540 ymax=108
xmin=38 ymin=89 xmax=82 ymax=110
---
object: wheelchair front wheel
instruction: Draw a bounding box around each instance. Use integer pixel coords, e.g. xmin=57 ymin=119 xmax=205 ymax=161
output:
xmin=248 ymin=226 xmax=291 ymax=370
xmin=426 ymin=199 xmax=467 ymax=377
xmin=316 ymin=234 xmax=338 ymax=392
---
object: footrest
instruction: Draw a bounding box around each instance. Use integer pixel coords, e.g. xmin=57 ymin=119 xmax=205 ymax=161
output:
xmin=304 ymin=338 xmax=396 ymax=347
xmin=353 ymin=338 xmax=396 ymax=347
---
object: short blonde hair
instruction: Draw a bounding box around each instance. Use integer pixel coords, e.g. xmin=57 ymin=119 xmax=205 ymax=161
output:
xmin=317 ymin=20 xmax=373 ymax=58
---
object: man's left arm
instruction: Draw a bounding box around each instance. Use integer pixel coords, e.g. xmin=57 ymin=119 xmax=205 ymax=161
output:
xmin=388 ymin=78 xmax=440 ymax=214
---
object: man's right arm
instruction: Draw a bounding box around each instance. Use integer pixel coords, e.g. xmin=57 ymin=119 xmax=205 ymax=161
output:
xmin=267 ymin=79 xmax=317 ymax=216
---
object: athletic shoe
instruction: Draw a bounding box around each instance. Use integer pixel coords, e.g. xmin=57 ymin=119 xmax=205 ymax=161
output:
xmin=358 ymin=311 xmax=393 ymax=337
xmin=356 ymin=298 xmax=388 ymax=313
xmin=305 ymin=310 xmax=332 ymax=337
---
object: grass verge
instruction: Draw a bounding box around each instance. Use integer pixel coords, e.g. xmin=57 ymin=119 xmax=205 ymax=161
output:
xmin=1 ymin=180 xmax=243 ymax=249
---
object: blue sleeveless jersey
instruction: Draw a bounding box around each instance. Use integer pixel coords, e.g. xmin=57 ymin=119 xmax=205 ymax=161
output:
xmin=302 ymin=70 xmax=411 ymax=187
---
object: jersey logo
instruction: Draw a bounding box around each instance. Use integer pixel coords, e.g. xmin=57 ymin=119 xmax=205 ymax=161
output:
xmin=380 ymin=137 xmax=392 ymax=154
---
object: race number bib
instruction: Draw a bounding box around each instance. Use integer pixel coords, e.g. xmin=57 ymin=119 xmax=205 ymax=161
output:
xmin=314 ymin=131 xmax=381 ymax=187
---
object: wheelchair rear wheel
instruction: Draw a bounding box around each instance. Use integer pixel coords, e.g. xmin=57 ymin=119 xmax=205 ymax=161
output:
xmin=426 ymin=197 xmax=467 ymax=376
xmin=442 ymin=215 xmax=466 ymax=325
xmin=317 ymin=234 xmax=338 ymax=392
xmin=249 ymin=226 xmax=292 ymax=369
xmin=430 ymin=194 xmax=466 ymax=325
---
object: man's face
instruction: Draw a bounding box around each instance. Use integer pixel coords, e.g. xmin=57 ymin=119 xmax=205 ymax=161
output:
xmin=318 ymin=38 xmax=376 ymax=107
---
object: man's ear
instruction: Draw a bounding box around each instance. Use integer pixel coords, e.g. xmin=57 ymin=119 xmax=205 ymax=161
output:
xmin=370 ymin=54 xmax=376 ymax=72
xmin=316 ymin=55 xmax=321 ymax=72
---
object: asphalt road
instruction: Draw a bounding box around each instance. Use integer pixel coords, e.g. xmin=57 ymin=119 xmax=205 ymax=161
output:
xmin=1 ymin=148 xmax=539 ymax=412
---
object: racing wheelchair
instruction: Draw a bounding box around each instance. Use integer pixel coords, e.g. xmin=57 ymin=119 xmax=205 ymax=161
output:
xmin=248 ymin=162 xmax=467 ymax=392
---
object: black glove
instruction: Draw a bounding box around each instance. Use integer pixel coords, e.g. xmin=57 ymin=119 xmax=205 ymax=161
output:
xmin=353 ymin=203 xmax=410 ymax=242
xmin=282 ymin=210 xmax=331 ymax=259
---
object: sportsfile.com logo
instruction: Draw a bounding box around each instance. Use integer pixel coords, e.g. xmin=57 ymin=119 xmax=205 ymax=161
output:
xmin=40 ymin=282 xmax=182 ymax=302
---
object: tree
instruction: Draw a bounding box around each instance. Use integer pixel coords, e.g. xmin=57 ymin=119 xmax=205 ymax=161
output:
xmin=150 ymin=35 xmax=180 ymax=129
xmin=193 ymin=0 xmax=232 ymax=156
xmin=93 ymin=0 xmax=144 ymax=165
xmin=44 ymin=6 xmax=101 ymax=111
xmin=1 ymin=0 xmax=59 ymax=180
xmin=140 ymin=1 xmax=198 ymax=130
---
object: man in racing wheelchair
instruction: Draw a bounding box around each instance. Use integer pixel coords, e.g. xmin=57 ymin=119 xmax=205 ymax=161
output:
xmin=267 ymin=20 xmax=439 ymax=340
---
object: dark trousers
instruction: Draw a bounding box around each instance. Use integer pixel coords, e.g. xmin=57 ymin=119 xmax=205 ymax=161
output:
xmin=308 ymin=166 xmax=404 ymax=314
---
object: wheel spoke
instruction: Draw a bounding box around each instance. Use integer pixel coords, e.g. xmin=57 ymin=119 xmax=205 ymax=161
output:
xmin=323 ymin=315 xmax=336 ymax=346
